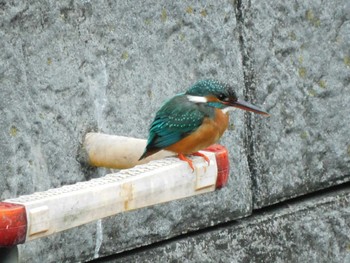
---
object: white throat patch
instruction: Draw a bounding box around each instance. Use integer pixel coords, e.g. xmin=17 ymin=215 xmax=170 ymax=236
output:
xmin=186 ymin=95 xmax=208 ymax=103
xmin=221 ymin=107 xmax=235 ymax=114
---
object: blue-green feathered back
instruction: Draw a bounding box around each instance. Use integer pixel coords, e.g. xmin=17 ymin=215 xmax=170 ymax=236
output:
xmin=139 ymin=94 xmax=214 ymax=159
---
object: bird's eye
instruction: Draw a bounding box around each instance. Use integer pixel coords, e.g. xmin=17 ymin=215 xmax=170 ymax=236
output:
xmin=218 ymin=93 xmax=228 ymax=101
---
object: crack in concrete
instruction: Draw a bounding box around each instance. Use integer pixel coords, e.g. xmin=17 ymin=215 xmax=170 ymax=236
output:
xmin=234 ymin=0 xmax=261 ymax=207
xmin=94 ymin=219 xmax=103 ymax=259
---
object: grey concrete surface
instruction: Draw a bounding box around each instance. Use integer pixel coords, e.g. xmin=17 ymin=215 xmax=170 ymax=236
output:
xmin=239 ymin=0 xmax=350 ymax=208
xmin=104 ymin=186 xmax=350 ymax=263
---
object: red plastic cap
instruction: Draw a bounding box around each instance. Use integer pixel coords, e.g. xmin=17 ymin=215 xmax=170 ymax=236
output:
xmin=0 ymin=202 xmax=27 ymax=247
xmin=203 ymin=144 xmax=230 ymax=189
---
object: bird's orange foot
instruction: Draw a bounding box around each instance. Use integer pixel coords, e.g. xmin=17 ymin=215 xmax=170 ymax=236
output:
xmin=178 ymin=153 xmax=195 ymax=171
xmin=192 ymin=152 xmax=210 ymax=165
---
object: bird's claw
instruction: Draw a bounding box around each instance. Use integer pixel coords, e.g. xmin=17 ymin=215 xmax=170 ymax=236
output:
xmin=178 ymin=152 xmax=210 ymax=172
xmin=178 ymin=153 xmax=195 ymax=172
xmin=191 ymin=152 xmax=210 ymax=165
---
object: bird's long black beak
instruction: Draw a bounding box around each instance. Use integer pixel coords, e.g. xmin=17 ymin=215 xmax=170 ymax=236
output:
xmin=230 ymin=99 xmax=270 ymax=116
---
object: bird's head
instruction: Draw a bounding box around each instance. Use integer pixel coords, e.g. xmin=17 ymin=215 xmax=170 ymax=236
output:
xmin=185 ymin=79 xmax=269 ymax=116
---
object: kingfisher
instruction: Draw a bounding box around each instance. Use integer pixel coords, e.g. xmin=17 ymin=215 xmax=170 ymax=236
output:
xmin=139 ymin=79 xmax=269 ymax=170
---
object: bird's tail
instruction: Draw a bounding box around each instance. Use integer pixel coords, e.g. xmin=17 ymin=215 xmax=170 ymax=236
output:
xmin=138 ymin=148 xmax=161 ymax=161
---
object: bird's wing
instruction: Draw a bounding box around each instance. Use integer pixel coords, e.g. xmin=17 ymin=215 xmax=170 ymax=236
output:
xmin=146 ymin=95 xmax=209 ymax=150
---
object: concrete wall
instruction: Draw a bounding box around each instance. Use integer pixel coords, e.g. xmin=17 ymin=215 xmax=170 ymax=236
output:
xmin=0 ymin=0 xmax=349 ymax=262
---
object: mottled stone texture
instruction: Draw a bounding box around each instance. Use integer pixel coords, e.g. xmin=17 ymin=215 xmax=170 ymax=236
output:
xmin=1 ymin=0 xmax=350 ymax=262
xmin=240 ymin=0 xmax=350 ymax=208
xmin=111 ymin=187 xmax=350 ymax=263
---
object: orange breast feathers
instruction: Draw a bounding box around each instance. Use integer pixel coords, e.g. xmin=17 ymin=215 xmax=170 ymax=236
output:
xmin=165 ymin=109 xmax=229 ymax=154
